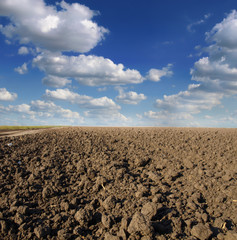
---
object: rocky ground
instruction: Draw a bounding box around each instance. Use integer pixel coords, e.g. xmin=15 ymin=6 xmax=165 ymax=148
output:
xmin=0 ymin=127 xmax=236 ymax=240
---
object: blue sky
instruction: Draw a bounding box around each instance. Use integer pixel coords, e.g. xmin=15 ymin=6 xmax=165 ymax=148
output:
xmin=0 ymin=0 xmax=237 ymax=127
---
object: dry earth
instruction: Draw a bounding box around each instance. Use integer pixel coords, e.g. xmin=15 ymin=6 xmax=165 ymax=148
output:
xmin=0 ymin=127 xmax=236 ymax=240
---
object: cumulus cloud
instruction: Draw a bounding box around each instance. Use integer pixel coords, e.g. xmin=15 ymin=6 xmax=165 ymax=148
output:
xmin=14 ymin=62 xmax=28 ymax=74
xmin=0 ymin=88 xmax=17 ymax=101
xmin=206 ymin=10 xmax=237 ymax=49
xmin=42 ymin=75 xmax=71 ymax=88
xmin=115 ymin=87 xmax=146 ymax=104
xmin=191 ymin=10 xmax=237 ymax=95
xmin=0 ymin=0 xmax=108 ymax=53
xmin=45 ymin=88 xmax=120 ymax=109
xmin=146 ymin=64 xmax=173 ymax=82
xmin=33 ymin=52 xmax=144 ymax=86
xmin=18 ymin=46 xmax=29 ymax=55
xmin=44 ymin=88 xmax=128 ymax=121
xmin=31 ymin=100 xmax=82 ymax=119
xmin=1 ymin=100 xmax=83 ymax=124
xmin=155 ymin=84 xmax=223 ymax=114
xmin=147 ymin=10 xmax=237 ymax=125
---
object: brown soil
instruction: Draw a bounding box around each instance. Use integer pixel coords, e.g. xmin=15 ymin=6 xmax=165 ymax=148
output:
xmin=0 ymin=127 xmax=236 ymax=240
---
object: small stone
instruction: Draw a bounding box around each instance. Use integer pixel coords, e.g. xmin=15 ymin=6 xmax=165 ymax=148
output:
xmin=53 ymin=214 xmax=62 ymax=223
xmin=76 ymin=161 xmax=86 ymax=174
xmin=191 ymin=223 xmax=212 ymax=240
xmin=202 ymin=213 xmax=208 ymax=222
xmin=141 ymin=202 xmax=157 ymax=220
xmin=104 ymin=232 xmax=120 ymax=240
xmin=61 ymin=201 xmax=70 ymax=211
xmin=127 ymin=212 xmax=153 ymax=236
xmin=74 ymin=208 xmax=92 ymax=226
xmin=102 ymin=214 xmax=112 ymax=228
xmin=147 ymin=171 xmax=160 ymax=182
xmin=17 ymin=205 xmax=29 ymax=215
xmin=213 ymin=218 xmax=223 ymax=228
xmin=103 ymin=196 xmax=116 ymax=210
xmin=34 ymin=226 xmax=49 ymax=239
xmin=42 ymin=185 xmax=53 ymax=198
xmin=14 ymin=212 xmax=24 ymax=225
xmin=57 ymin=229 xmax=72 ymax=240
xmin=187 ymin=200 xmax=197 ymax=211
xmin=71 ymin=197 xmax=79 ymax=205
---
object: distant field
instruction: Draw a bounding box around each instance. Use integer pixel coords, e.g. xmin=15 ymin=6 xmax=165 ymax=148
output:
xmin=0 ymin=126 xmax=61 ymax=130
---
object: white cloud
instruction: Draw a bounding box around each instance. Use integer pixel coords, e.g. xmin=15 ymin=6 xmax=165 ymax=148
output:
xmin=115 ymin=87 xmax=146 ymax=105
xmin=191 ymin=11 xmax=237 ymax=95
xmin=18 ymin=46 xmax=29 ymax=55
xmin=1 ymin=100 xmax=84 ymax=124
xmin=31 ymin=100 xmax=82 ymax=119
xmin=33 ymin=52 xmax=144 ymax=86
xmin=0 ymin=0 xmax=108 ymax=53
xmin=155 ymin=84 xmax=223 ymax=114
xmin=44 ymin=88 xmax=128 ymax=122
xmin=206 ymin=10 xmax=237 ymax=49
xmin=97 ymin=87 xmax=107 ymax=92
xmin=144 ymin=110 xmax=196 ymax=127
xmin=44 ymin=88 xmax=119 ymax=109
xmin=187 ymin=13 xmax=211 ymax=32
xmin=149 ymin=10 xmax=237 ymax=126
xmin=84 ymin=110 xmax=128 ymax=122
xmin=146 ymin=64 xmax=173 ymax=82
xmin=145 ymin=110 xmax=193 ymax=121
xmin=0 ymin=88 xmax=17 ymax=101
xmin=42 ymin=75 xmax=71 ymax=88
xmin=14 ymin=62 xmax=28 ymax=74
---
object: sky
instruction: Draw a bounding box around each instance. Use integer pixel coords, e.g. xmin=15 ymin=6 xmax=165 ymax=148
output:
xmin=0 ymin=0 xmax=237 ymax=127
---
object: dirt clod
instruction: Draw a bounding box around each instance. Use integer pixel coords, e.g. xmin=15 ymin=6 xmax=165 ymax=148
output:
xmin=191 ymin=223 xmax=213 ymax=240
xmin=127 ymin=212 xmax=153 ymax=236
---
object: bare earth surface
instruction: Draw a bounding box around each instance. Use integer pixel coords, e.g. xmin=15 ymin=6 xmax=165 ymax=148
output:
xmin=0 ymin=127 xmax=236 ymax=240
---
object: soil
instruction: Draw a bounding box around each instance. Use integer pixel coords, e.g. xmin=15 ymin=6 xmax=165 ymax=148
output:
xmin=0 ymin=128 xmax=59 ymax=138
xmin=0 ymin=127 xmax=236 ymax=240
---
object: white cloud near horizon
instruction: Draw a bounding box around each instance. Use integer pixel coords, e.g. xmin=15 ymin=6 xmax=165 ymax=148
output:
xmin=146 ymin=10 xmax=237 ymax=125
xmin=0 ymin=0 xmax=108 ymax=53
xmin=44 ymin=88 xmax=128 ymax=122
xmin=115 ymin=87 xmax=147 ymax=104
xmin=0 ymin=88 xmax=17 ymax=101
xmin=0 ymin=100 xmax=84 ymax=124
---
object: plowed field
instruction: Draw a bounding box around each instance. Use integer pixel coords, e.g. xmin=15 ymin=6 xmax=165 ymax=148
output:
xmin=0 ymin=127 xmax=236 ymax=239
